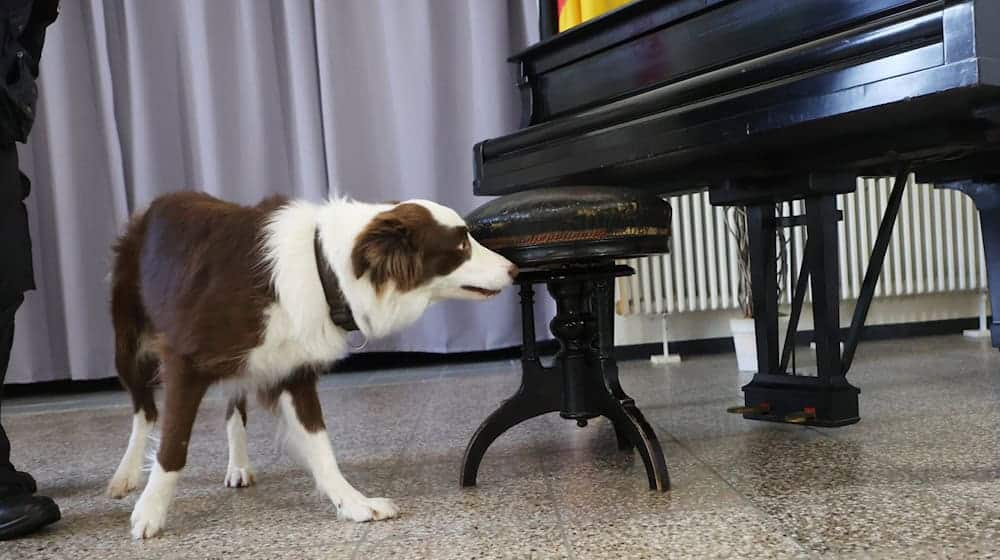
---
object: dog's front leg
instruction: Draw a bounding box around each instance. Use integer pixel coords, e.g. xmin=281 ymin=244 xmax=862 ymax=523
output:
xmin=131 ymin=362 xmax=210 ymax=539
xmin=224 ymin=395 xmax=255 ymax=488
xmin=276 ymin=375 xmax=397 ymax=522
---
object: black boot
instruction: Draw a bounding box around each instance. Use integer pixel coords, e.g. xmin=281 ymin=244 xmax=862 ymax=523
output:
xmin=13 ymin=471 xmax=36 ymax=494
xmin=0 ymin=491 xmax=60 ymax=540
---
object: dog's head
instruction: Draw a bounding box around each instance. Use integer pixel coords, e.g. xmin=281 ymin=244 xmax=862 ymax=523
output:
xmin=351 ymin=200 xmax=517 ymax=300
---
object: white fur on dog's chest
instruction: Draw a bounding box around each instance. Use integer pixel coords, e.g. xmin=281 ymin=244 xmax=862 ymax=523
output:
xmin=244 ymin=303 xmax=349 ymax=385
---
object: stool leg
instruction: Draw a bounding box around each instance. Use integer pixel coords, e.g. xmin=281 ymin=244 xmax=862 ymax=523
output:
xmin=600 ymin=356 xmax=638 ymax=452
xmin=612 ymin=420 xmax=633 ymax=451
xmin=591 ymin=276 xmax=669 ymax=489
xmin=461 ymin=282 xmax=559 ymax=487
xmin=600 ymin=393 xmax=671 ymax=491
xmin=459 ymin=361 xmax=560 ymax=487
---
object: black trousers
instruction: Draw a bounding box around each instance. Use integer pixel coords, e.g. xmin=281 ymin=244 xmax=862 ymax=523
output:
xmin=0 ymin=148 xmax=33 ymax=490
xmin=0 ymin=293 xmax=24 ymax=487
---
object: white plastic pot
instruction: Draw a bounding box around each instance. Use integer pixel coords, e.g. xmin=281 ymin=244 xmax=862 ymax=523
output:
xmin=729 ymin=317 xmax=758 ymax=372
xmin=729 ymin=316 xmax=790 ymax=372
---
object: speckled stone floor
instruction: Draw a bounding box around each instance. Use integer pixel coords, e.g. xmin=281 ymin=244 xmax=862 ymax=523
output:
xmin=3 ymin=334 xmax=1000 ymax=559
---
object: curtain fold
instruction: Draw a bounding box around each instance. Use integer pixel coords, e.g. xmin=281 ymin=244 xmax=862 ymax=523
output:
xmin=8 ymin=0 xmax=542 ymax=383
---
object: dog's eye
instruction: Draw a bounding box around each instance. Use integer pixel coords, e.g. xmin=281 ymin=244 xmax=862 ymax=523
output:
xmin=458 ymin=239 xmax=470 ymax=252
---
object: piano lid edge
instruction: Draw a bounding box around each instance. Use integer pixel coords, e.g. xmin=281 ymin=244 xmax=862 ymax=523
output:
xmin=471 ymin=62 xmax=1000 ymax=197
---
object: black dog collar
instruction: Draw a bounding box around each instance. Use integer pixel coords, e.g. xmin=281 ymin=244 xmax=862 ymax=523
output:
xmin=314 ymin=229 xmax=359 ymax=332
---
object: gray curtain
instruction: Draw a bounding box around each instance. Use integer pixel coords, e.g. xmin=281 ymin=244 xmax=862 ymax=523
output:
xmin=8 ymin=0 xmax=541 ymax=383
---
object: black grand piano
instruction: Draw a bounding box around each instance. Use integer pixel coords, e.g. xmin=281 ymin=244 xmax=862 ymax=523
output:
xmin=473 ymin=0 xmax=1000 ymax=428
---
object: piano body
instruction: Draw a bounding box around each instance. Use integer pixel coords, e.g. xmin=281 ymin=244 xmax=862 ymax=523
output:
xmin=473 ymin=0 xmax=1000 ymax=426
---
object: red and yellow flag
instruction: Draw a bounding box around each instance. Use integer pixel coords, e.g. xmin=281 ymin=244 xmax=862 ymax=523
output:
xmin=557 ymin=0 xmax=631 ymax=32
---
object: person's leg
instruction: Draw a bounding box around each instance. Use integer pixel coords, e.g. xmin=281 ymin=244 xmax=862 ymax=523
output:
xmin=0 ymin=0 xmax=61 ymax=540
xmin=0 ymin=294 xmax=25 ymax=490
xmin=0 ymin=185 xmax=61 ymax=542
xmin=0 ymin=289 xmax=60 ymax=541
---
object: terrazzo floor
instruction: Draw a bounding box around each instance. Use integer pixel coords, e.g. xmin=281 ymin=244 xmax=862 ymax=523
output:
xmin=3 ymin=334 xmax=1000 ymax=559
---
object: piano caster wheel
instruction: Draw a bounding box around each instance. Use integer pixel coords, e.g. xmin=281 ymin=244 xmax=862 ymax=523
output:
xmin=726 ymin=403 xmax=770 ymax=415
xmin=784 ymin=407 xmax=817 ymax=424
xmin=577 ymin=419 xmax=588 ymax=428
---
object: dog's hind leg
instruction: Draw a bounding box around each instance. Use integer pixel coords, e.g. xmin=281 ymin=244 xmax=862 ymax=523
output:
xmin=224 ymin=394 xmax=255 ymax=488
xmin=268 ymin=368 xmax=397 ymax=522
xmin=108 ymin=343 xmax=159 ymax=498
xmin=131 ymin=353 xmax=210 ymax=539
xmin=109 ymin=222 xmax=159 ymax=499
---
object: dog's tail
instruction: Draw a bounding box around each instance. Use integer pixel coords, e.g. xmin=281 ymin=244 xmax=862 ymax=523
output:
xmin=111 ymin=212 xmax=159 ymax=423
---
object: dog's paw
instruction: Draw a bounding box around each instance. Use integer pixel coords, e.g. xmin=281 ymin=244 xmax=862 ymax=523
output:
xmin=338 ymin=497 xmax=399 ymax=522
xmin=107 ymin=471 xmax=140 ymax=499
xmin=130 ymin=493 xmax=169 ymax=539
xmin=365 ymin=498 xmax=399 ymax=521
xmin=224 ymin=464 xmax=256 ymax=488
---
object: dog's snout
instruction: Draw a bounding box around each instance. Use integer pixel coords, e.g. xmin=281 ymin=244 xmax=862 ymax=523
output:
xmin=508 ymin=264 xmax=519 ymax=280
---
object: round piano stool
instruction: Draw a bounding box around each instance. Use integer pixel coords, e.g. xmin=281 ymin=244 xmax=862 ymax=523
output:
xmin=460 ymin=186 xmax=672 ymax=492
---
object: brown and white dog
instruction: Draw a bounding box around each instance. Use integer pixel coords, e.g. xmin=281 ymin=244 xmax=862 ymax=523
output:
xmin=106 ymin=192 xmax=516 ymax=539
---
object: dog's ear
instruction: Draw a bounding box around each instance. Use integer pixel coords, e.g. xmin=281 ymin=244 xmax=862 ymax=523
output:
xmin=352 ymin=213 xmax=423 ymax=294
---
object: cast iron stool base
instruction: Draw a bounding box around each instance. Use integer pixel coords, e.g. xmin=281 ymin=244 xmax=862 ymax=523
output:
xmin=460 ymin=265 xmax=670 ymax=491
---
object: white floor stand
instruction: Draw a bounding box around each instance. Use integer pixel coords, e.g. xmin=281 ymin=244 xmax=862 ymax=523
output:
xmin=964 ymin=292 xmax=992 ymax=339
xmin=650 ymin=314 xmax=682 ymax=365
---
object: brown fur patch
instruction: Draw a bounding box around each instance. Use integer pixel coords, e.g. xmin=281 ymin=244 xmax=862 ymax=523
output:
xmin=131 ymin=192 xmax=285 ymax=377
xmin=110 ymin=191 xmax=288 ymax=471
xmin=258 ymin=367 xmax=325 ymax=432
xmin=351 ymin=203 xmax=470 ymax=294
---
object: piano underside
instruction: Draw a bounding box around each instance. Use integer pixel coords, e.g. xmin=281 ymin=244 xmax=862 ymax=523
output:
xmin=475 ymin=0 xmax=1000 ymax=198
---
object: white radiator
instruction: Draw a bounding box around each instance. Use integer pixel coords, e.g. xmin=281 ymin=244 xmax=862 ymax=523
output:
xmin=616 ymin=176 xmax=988 ymax=316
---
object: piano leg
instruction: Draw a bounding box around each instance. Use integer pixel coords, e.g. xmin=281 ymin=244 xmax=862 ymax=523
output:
xmin=739 ymin=194 xmax=861 ymax=427
xmin=804 ymin=195 xmax=843 ymax=376
xmin=736 ymin=172 xmax=911 ymax=425
xmin=937 ymin=181 xmax=1000 ymax=348
xmin=747 ymin=204 xmax=781 ymax=374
